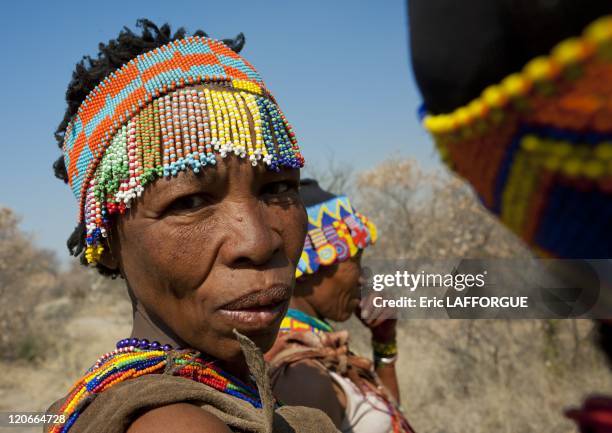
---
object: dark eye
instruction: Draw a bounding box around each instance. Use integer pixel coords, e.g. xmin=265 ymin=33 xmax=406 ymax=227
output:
xmin=166 ymin=194 xmax=208 ymax=213
xmin=262 ymin=180 xmax=298 ymax=197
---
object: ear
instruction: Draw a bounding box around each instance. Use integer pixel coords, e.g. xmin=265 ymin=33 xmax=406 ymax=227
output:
xmin=97 ymin=243 xmax=119 ymax=271
xmin=97 ymin=229 xmax=121 ymax=272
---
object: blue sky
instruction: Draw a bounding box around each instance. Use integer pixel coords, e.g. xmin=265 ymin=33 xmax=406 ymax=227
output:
xmin=0 ymin=0 xmax=437 ymax=260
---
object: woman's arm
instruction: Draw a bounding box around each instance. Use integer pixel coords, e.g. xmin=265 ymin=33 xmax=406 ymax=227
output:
xmin=374 ymin=361 xmax=400 ymax=403
xmin=126 ymin=403 xmax=232 ymax=433
xmin=272 ymin=359 xmax=346 ymax=429
xmin=358 ymin=310 xmax=401 ymax=403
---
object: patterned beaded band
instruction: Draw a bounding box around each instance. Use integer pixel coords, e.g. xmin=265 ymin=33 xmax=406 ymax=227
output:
xmin=421 ymin=16 xmax=612 ymax=258
xmin=372 ymin=339 xmax=398 ymax=358
xmin=296 ymin=196 xmax=377 ymax=278
xmin=62 ymin=36 xmax=303 ymax=263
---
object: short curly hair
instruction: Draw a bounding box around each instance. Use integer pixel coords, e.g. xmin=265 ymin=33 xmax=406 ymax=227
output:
xmin=53 ymin=19 xmax=245 ymax=277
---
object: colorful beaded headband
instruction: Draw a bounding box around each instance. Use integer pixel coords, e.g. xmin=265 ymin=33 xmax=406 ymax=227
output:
xmin=421 ymin=16 xmax=612 ymax=258
xmin=62 ymin=36 xmax=303 ymax=263
xmin=296 ymin=196 xmax=377 ymax=279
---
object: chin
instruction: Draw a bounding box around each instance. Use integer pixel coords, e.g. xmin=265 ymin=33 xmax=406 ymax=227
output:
xmin=217 ymin=311 xmax=285 ymax=353
xmin=243 ymin=328 xmax=280 ymax=353
xmin=332 ymin=309 xmax=352 ymax=323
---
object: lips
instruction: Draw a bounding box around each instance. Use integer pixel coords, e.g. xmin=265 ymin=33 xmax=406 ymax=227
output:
xmin=218 ymin=285 xmax=291 ymax=330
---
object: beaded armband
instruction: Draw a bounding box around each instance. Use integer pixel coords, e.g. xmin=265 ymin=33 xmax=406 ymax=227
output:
xmin=421 ymin=16 xmax=612 ymax=258
xmin=372 ymin=339 xmax=398 ymax=357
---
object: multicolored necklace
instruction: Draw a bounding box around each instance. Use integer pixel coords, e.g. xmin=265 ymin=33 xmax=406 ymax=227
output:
xmin=280 ymin=308 xmax=333 ymax=334
xmin=50 ymin=338 xmax=265 ymax=433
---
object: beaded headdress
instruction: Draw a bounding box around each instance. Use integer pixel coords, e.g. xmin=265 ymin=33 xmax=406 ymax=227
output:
xmin=420 ymin=16 xmax=612 ymax=258
xmin=296 ymin=180 xmax=377 ymax=278
xmin=62 ymin=36 xmax=303 ymax=263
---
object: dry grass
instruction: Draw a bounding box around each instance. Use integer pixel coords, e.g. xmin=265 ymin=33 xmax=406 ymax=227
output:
xmin=337 ymin=318 xmax=612 ymax=433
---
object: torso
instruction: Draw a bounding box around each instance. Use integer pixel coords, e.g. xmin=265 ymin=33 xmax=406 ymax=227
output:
xmin=328 ymin=371 xmax=393 ymax=433
xmin=267 ymin=309 xmax=413 ymax=433
xmin=45 ymin=333 xmax=340 ymax=433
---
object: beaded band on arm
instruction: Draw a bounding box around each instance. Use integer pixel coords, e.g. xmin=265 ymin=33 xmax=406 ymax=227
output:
xmin=372 ymin=339 xmax=398 ymax=366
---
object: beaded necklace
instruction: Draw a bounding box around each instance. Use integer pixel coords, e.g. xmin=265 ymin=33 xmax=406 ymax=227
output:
xmin=50 ymin=338 xmax=266 ymax=433
xmin=279 ymin=308 xmax=333 ymax=334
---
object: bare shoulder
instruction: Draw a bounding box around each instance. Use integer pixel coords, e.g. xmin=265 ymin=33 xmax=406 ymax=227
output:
xmin=126 ymin=403 xmax=232 ymax=433
xmin=273 ymin=359 xmax=345 ymax=428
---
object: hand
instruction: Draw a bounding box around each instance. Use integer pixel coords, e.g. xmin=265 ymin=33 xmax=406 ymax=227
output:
xmin=355 ymin=295 xmax=397 ymax=343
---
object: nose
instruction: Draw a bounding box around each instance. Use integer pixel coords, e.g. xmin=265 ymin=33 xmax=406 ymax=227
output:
xmin=220 ymin=200 xmax=283 ymax=268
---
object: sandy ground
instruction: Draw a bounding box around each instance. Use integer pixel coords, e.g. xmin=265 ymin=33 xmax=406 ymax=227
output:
xmin=0 ymin=297 xmax=131 ymax=433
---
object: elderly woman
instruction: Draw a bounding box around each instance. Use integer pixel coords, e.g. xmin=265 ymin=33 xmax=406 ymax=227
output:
xmin=265 ymin=179 xmax=415 ymax=433
xmin=45 ymin=20 xmax=338 ymax=433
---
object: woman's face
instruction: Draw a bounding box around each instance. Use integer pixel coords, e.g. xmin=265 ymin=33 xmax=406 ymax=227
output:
xmin=306 ymin=252 xmax=364 ymax=322
xmin=106 ymin=156 xmax=306 ymax=362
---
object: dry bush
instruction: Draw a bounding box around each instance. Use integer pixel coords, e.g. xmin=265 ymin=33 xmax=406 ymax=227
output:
xmin=0 ymin=208 xmax=60 ymax=360
xmin=302 ymin=152 xmax=355 ymax=196
xmin=355 ymin=157 xmax=527 ymax=259
xmin=0 ymin=207 xmax=126 ymax=362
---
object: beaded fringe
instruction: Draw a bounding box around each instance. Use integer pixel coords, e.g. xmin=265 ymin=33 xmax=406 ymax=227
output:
xmin=84 ymin=86 xmax=302 ymax=263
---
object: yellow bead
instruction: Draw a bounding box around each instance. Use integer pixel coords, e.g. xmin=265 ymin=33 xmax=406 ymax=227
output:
xmin=552 ymin=38 xmax=589 ymax=66
xmin=543 ymin=155 xmax=562 ymax=171
xmin=466 ymin=98 xmax=487 ymax=119
xmin=584 ymin=16 xmax=612 ymax=45
xmin=551 ymin=141 xmax=572 ymax=157
xmin=524 ymin=56 xmax=558 ymax=81
xmin=583 ymin=160 xmax=605 ymax=178
xmin=454 ymin=107 xmax=471 ymax=126
xmin=423 ymin=115 xmax=436 ymax=131
xmin=521 ymin=135 xmax=540 ymax=151
xmin=561 ymin=157 xmax=582 ymax=176
xmin=482 ymin=85 xmax=507 ymax=108
xmin=501 ymin=73 xmax=531 ymax=98
xmin=595 ymin=142 xmax=612 ymax=159
xmin=437 ymin=115 xmax=454 ymax=133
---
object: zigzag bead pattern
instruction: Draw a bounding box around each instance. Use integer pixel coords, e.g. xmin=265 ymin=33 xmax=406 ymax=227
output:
xmin=297 ymin=196 xmax=377 ymax=278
